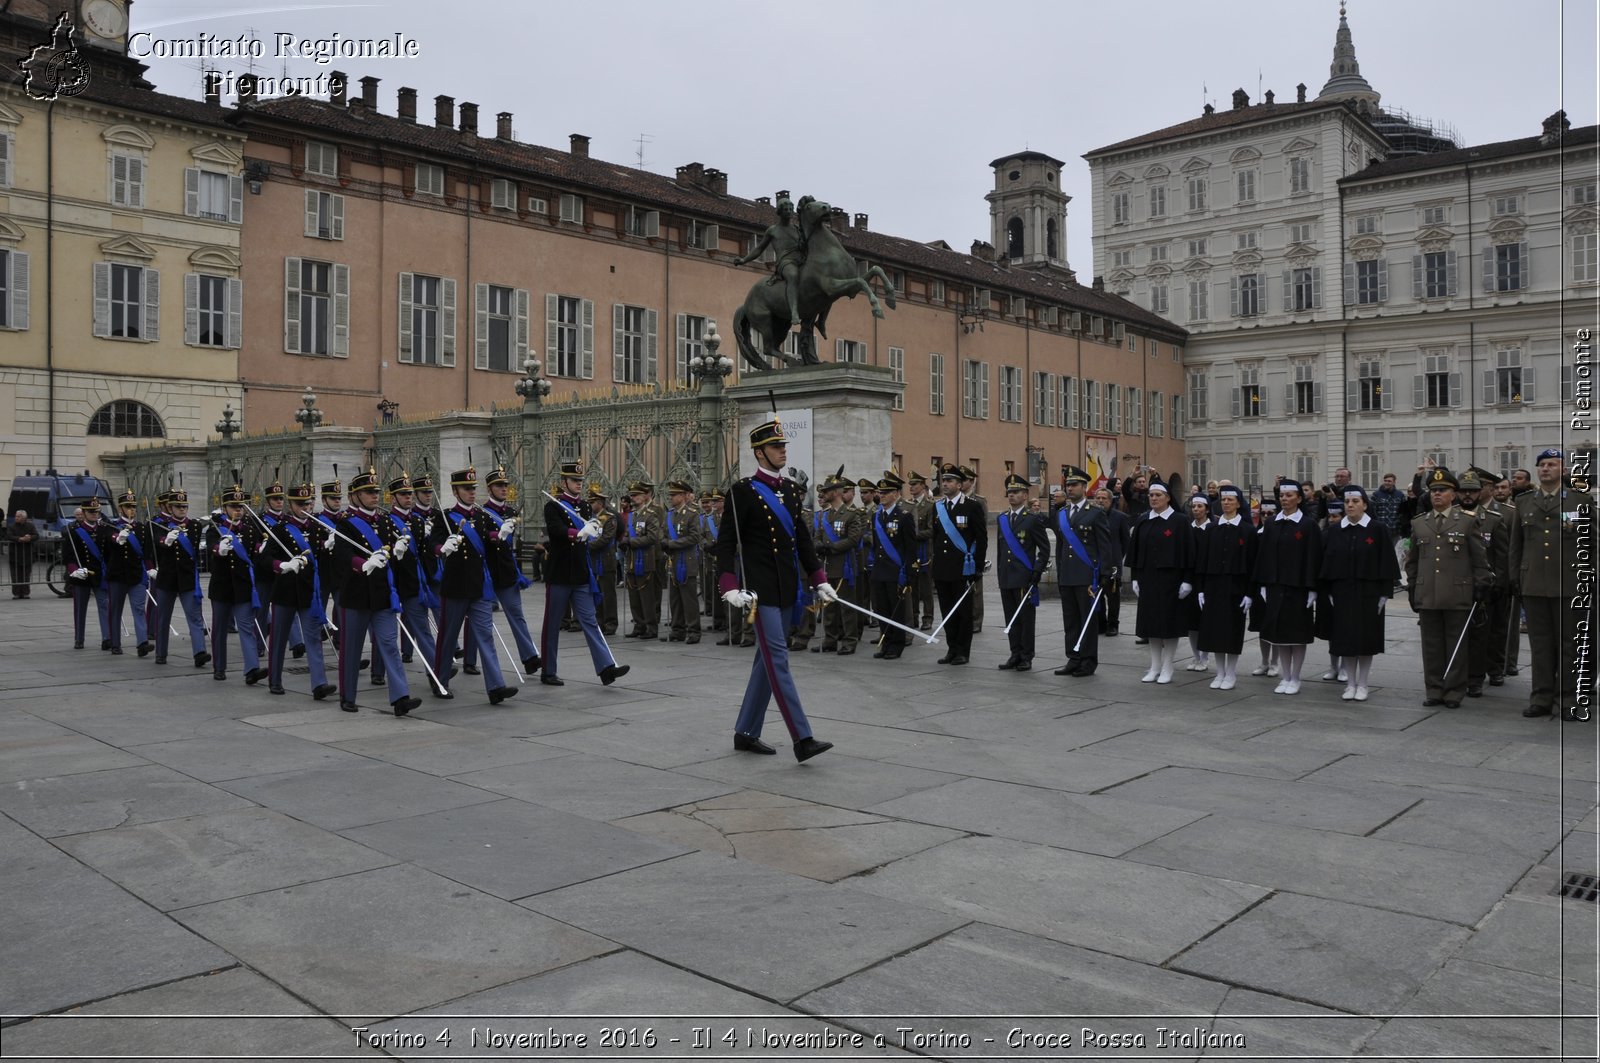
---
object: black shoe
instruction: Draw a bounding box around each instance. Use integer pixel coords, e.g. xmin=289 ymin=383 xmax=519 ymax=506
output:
xmin=1015 ymin=661 xmax=1031 ymax=672
xmin=873 ymin=649 xmax=889 ymax=659
xmin=371 ymin=674 xmax=386 ymax=687
xmin=359 ymin=658 xmax=371 ymax=670
xmin=1134 ymin=637 xmax=1148 ymax=645
xmin=312 ymin=683 xmax=338 ymax=701
xmin=794 ymin=736 xmax=833 ymax=762
xmin=154 ymin=656 xmax=166 ymax=664
xmin=430 ymin=682 xmax=454 ymax=700
xmin=391 ymin=696 xmax=420 ymax=717
xmin=1505 ymin=666 xmax=1520 ymax=677
xmin=110 ymin=647 xmax=123 ymax=655
xmin=937 ymin=654 xmax=954 ymax=664
xmin=401 ymin=653 xmax=413 ymax=664
xmin=463 ymin=664 xmax=481 ymax=675
xmin=668 ymin=634 xmax=684 ymax=642
xmin=880 ymin=651 xmax=902 ymax=660
xmin=734 ymin=733 xmax=776 ymax=755
xmin=1467 ymin=682 xmax=1483 ymax=697
xmin=137 ymin=642 xmax=153 ymax=657
xmin=340 ymin=700 xmax=359 ymax=713
xmin=998 ymin=658 xmax=1019 ymax=670
xmin=244 ymin=667 xmax=269 ymax=685
xmin=213 ymin=673 xmax=227 ymax=681
xmin=269 ymin=685 xmax=285 ymax=695
xmin=541 ymin=674 xmax=565 ymax=686
xmin=1422 ymin=698 xmax=1443 ymax=706
xmin=1443 ymin=700 xmax=1461 ymax=709
xmin=600 ymin=663 xmax=630 ymax=686
xmin=1071 ymin=666 xmax=1097 ymax=677
xmin=292 ymin=644 xmax=306 ymax=659
xmin=821 ymin=645 xmax=836 ymax=653
xmin=1489 ymin=675 xmax=1505 ymax=686
xmin=716 ymin=637 xmax=731 ymax=645
xmin=73 ymin=641 xmax=84 ymax=649
xmin=837 ymin=646 xmax=855 ymax=656
xmin=1105 ymin=626 xmax=1120 ymax=637
xmin=1054 ymin=664 xmax=1080 ymax=676
xmin=488 ymin=685 xmax=518 ymax=705
xmin=1523 ymin=705 xmax=1553 ymax=718
xmin=739 ymin=639 xmax=754 ymax=647
xmin=686 ymin=636 xmax=700 ymax=645
xmin=947 ymin=655 xmax=969 ymax=666
xmin=523 ymin=655 xmax=542 ymax=675
xmin=195 ymin=651 xmax=211 ymax=669
xmin=102 ymin=639 xmax=111 ymax=650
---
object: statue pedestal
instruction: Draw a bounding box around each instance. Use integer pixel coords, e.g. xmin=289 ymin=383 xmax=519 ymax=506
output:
xmin=725 ymin=365 xmax=902 ymax=494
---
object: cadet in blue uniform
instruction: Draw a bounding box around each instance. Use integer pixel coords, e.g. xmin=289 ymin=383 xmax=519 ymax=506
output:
xmin=262 ymin=482 xmax=338 ymax=700
xmin=1053 ymin=465 xmax=1113 ymax=677
xmin=206 ymin=485 xmax=267 ymax=685
xmin=64 ymin=500 xmax=109 ymax=651
xmin=150 ymin=490 xmax=210 ymax=668
xmin=102 ymin=490 xmax=152 ymax=657
xmin=479 ymin=464 xmax=542 ymax=677
xmin=541 ymin=459 xmax=629 ymax=687
xmin=430 ymin=467 xmax=517 ymax=705
xmin=332 ymin=469 xmax=421 ymax=716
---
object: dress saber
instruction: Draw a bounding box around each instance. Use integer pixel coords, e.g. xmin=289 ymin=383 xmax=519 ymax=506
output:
xmin=833 ymin=593 xmax=937 ymax=644
xmin=541 ymin=490 xmax=616 ymax=662
xmin=927 ymin=582 xmax=973 ymax=640
xmin=1443 ymin=601 xmax=1477 ymax=680
xmin=1072 ymin=586 xmax=1108 ymax=653
xmin=1002 ymin=584 xmax=1040 ymax=635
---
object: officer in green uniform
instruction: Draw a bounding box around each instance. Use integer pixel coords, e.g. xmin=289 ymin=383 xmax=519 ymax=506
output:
xmin=661 ymin=480 xmax=703 ymax=643
xmin=621 ymin=481 xmax=665 ymax=639
xmin=815 ymin=470 xmax=865 ymax=654
xmin=1456 ymin=470 xmax=1509 ymax=697
xmin=1509 ymin=449 xmax=1589 ymax=720
xmin=905 ymin=470 xmax=937 ymax=630
xmin=1404 ymin=467 xmax=1491 ymax=708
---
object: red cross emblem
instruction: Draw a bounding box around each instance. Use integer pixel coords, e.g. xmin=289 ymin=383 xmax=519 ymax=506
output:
xmin=1238 ymin=537 xmax=1245 ymax=546
xmin=1294 ymin=531 xmax=1303 ymax=540
xmin=1365 ymin=536 xmax=1375 ymax=545
xmin=1163 ymin=528 xmax=1173 ymax=537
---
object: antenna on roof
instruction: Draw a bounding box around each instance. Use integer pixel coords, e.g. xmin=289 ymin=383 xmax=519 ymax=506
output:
xmin=634 ymin=133 xmax=653 ymax=169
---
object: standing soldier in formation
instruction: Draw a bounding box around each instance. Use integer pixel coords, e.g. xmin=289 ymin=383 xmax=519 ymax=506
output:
xmin=715 ymin=417 xmax=836 ymax=761
xmin=541 ymin=461 xmax=630 ymax=687
xmin=1125 ymin=479 xmax=1194 ymax=684
xmin=1253 ymin=481 xmax=1322 ymax=694
xmin=1053 ymin=466 xmax=1113 ymax=677
xmin=150 ymin=489 xmax=209 ymax=668
xmin=1455 ymin=470 xmax=1510 ymax=697
xmin=621 ymin=481 xmax=664 ymax=640
xmin=814 ymin=469 xmax=865 ymax=655
xmin=993 ymin=472 xmax=1049 ymax=671
xmin=314 ymin=479 xmax=346 ymax=642
xmin=331 ymin=470 xmax=420 ymax=716
xmin=853 ymin=477 xmax=877 ymax=628
xmin=930 ymin=463 xmax=988 ymax=665
xmin=64 ymin=501 xmax=109 ymax=651
xmin=660 ymin=480 xmax=703 ymax=643
xmin=431 ymin=466 xmax=518 ymax=705
xmin=206 ymin=485 xmax=267 ymax=686
xmin=1318 ymin=484 xmax=1400 ymax=702
xmin=103 ymin=490 xmax=153 ymax=657
xmin=479 ymin=465 xmax=543 ymax=676
xmin=867 ymin=472 xmax=916 ymax=660
xmin=1094 ymin=486 xmax=1131 ymax=638
xmin=586 ymin=485 xmax=620 ymax=636
xmin=1509 ymin=449 xmax=1586 ymax=720
xmin=961 ymin=466 xmax=988 ymax=632
xmin=905 ymin=471 xmax=936 ymax=631
xmin=1406 ymin=467 xmax=1491 ymax=708
xmin=1478 ymin=469 xmax=1518 ymax=684
xmin=1195 ymin=485 xmax=1257 ymax=690
xmin=262 ymin=482 xmax=337 ymax=700
xmin=699 ymin=490 xmax=722 ymax=631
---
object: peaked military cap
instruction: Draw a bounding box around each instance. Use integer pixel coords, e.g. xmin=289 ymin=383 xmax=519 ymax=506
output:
xmin=485 ymin=465 xmax=511 ymax=487
xmin=856 ymin=477 xmax=875 ymax=491
xmin=348 ymin=467 xmax=381 ymax=494
xmin=1003 ymin=472 xmax=1030 ymax=492
xmin=319 ymin=479 xmax=343 ymax=498
xmin=1060 ymin=463 xmax=1090 ymax=485
xmin=82 ymin=497 xmax=102 ymax=511
xmin=907 ymin=470 xmax=927 ymax=485
xmin=219 ymin=485 xmax=247 ymax=505
xmin=387 ymin=473 xmax=414 ymax=494
xmin=116 ymin=489 xmax=138 ymax=506
xmin=627 ymin=480 xmax=655 ymax=495
xmin=1457 ymin=471 xmax=1484 ymax=492
xmin=749 ymin=418 xmax=786 ymax=448
xmin=1425 ymin=466 xmax=1458 ymax=490
xmin=558 ymin=459 xmax=585 ymax=478
xmin=168 ymin=489 xmax=191 ymax=505
xmin=666 ymin=479 xmax=694 ymax=495
xmin=938 ymin=462 xmax=963 ymax=481
xmin=876 ymin=475 xmax=903 ymax=492
xmin=449 ymin=466 xmax=478 ymax=488
xmin=410 ymin=474 xmax=435 ymax=492
xmin=264 ymin=480 xmax=286 ymax=500
xmin=958 ymin=465 xmax=977 ymax=481
xmin=288 ymin=482 xmax=315 ymax=503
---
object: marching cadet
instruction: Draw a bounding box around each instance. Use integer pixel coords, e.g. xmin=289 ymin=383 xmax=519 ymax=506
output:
xmin=1195 ymin=485 xmax=1258 ymax=690
xmin=411 ymin=474 xmax=446 ymax=632
xmin=905 ymin=470 xmax=937 ymax=631
xmin=262 ymin=481 xmax=338 ymax=700
xmin=1053 ymin=465 xmax=1114 ymax=677
xmin=715 ymin=416 xmax=836 ymax=761
xmin=960 ymin=466 xmax=988 ymax=632
xmin=150 ymin=489 xmax=210 ymax=668
xmin=541 ymin=460 xmax=630 ymax=687
xmin=64 ymin=500 xmax=110 ymax=651
xmin=1125 ymin=478 xmax=1194 ymax=684
xmin=1318 ymin=484 xmax=1400 ymax=702
xmin=867 ymin=472 xmax=917 ymax=660
xmin=206 ymin=485 xmax=268 ymax=686
xmin=384 ymin=474 xmax=437 ymax=672
xmin=102 ymin=490 xmax=153 ymax=657
xmin=1253 ymin=481 xmax=1323 ymax=694
xmin=1476 ymin=468 xmax=1518 ymax=685
xmin=661 ymin=480 xmax=703 ymax=643
xmin=254 ymin=479 xmax=304 ymax=662
xmin=994 ymin=471 xmax=1049 ymax=671
xmin=331 ymin=469 xmax=421 ymax=716
xmin=699 ymin=490 xmax=722 ymax=629
xmin=1508 ymin=449 xmax=1586 ymax=720
xmin=930 ymin=463 xmax=988 ymax=665
xmin=1455 ymin=470 xmax=1510 ymax=697
xmin=430 ymin=466 xmax=518 ymax=705
xmin=815 ymin=468 xmax=865 ymax=655
xmin=621 ymin=481 xmax=665 ymax=640
xmin=314 ymin=478 xmax=346 ymax=632
xmin=1406 ymin=467 xmax=1491 ymax=709
xmin=586 ymin=485 xmax=621 ymax=636
xmin=470 ymin=465 xmax=543 ymax=678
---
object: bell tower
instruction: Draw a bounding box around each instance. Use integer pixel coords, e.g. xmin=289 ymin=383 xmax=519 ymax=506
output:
xmin=985 ymin=150 xmax=1071 ymax=276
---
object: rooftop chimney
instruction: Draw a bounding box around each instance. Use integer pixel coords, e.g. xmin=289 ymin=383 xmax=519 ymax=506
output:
xmin=329 ymin=71 xmax=347 ymax=106
xmin=853 ymin=213 xmax=869 ymax=230
xmin=1092 ymin=275 xmax=1105 ymax=291
xmin=360 ymin=76 xmax=379 ymax=110
xmin=704 ymin=167 xmax=727 ymax=195
xmin=570 ymin=133 xmax=590 ymax=158
xmin=434 ymin=94 xmax=454 ymax=127
xmin=755 ymin=196 xmax=771 ymax=206
xmin=496 ymin=111 xmax=513 ymax=140
xmin=236 ymin=73 xmax=258 ymax=107
xmin=458 ymin=101 xmax=478 ymax=135
xmin=1264 ymin=89 xmax=1274 ymax=105
xmin=1541 ymin=109 xmax=1571 ymax=143
xmin=397 ymin=86 xmax=417 ymax=122
xmin=971 ymin=239 xmax=995 ymax=262
xmin=675 ymin=162 xmax=705 ymax=188
xmin=1296 ymin=82 xmax=1307 ymax=103
xmin=1203 ymin=103 xmax=1215 ymax=116
xmin=1231 ymin=88 xmax=1250 ymax=110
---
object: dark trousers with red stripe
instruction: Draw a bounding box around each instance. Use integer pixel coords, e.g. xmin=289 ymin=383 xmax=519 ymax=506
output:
xmin=734 ymin=605 xmax=814 ymax=742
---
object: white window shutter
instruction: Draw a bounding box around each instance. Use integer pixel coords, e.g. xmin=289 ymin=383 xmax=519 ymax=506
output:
xmin=128 ymin=157 xmax=143 ymax=208
xmin=331 ymin=263 xmax=350 ymax=357
xmin=1377 ymin=259 xmax=1389 ymax=302
xmin=1412 ymin=374 xmax=1426 ymax=409
xmin=329 ymin=195 xmax=344 ymax=240
xmin=397 ymin=272 xmax=414 ymax=362
xmin=545 ymin=293 xmax=559 ymax=366
xmin=183 ymin=272 xmax=199 ymax=345
xmin=1229 ymin=276 xmax=1239 ymax=317
xmin=304 ymin=190 xmax=319 ymax=237
xmin=644 ymin=308 xmax=658 ymax=383
xmin=228 ymin=175 xmax=244 ymax=223
xmin=226 ymin=277 xmax=242 ymax=349
xmin=1483 ymin=246 xmax=1495 ymax=293
xmin=1443 ymin=250 xmax=1456 ymax=296
xmin=644 ymin=210 xmax=659 ymax=238
xmin=108 ymin=154 xmax=121 ymax=203
xmin=835 ymin=337 xmax=845 ymax=362
xmin=0 ymin=132 xmax=10 ymax=187
xmin=1283 ymin=382 xmax=1293 ymax=410
xmin=474 ymin=282 xmax=490 ymax=369
xmin=1413 ymin=255 xmax=1424 ymax=299
xmin=143 ymin=269 xmax=159 ymax=341
xmin=1517 ymin=242 xmax=1529 ymax=289
xmin=1312 ymin=268 xmax=1322 ymax=309
xmin=1312 ymin=382 xmax=1322 ymax=413
xmin=283 ymin=257 xmax=301 ymax=353
xmin=1231 ymin=387 xmax=1241 ymax=418
xmin=1482 ymin=369 xmax=1496 ymax=405
xmin=677 ymin=313 xmax=690 ymax=377
xmin=1521 ymin=366 xmax=1535 ymax=403
xmin=612 ymin=303 xmax=625 ymax=383
xmin=9 ymin=251 xmax=27 ymax=330
xmin=1448 ymin=372 xmax=1462 ymax=407
xmin=1346 ymin=380 xmax=1359 ymax=412
xmin=1281 ymin=270 xmax=1292 ymax=312
xmin=981 ymin=361 xmax=990 ymax=417
xmin=513 ymin=288 xmax=529 ymax=363
xmin=184 ymin=168 xmax=200 ymax=217
xmin=704 ymin=224 xmax=719 ymax=251
xmin=439 ymin=278 xmax=456 ymax=366
xmin=580 ymin=299 xmax=595 ymax=379
xmin=1343 ymin=263 xmax=1355 ymax=305
xmin=1378 ymin=379 xmax=1391 ymax=412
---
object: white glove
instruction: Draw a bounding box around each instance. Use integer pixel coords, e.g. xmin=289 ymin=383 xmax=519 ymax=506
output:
xmin=814 ymin=581 xmax=839 ymax=604
xmin=1240 ymin=596 xmax=1253 ymax=611
xmin=163 ymin=529 xmax=180 ymax=546
xmin=982 ymin=559 xmax=993 ymax=573
xmin=361 ymin=549 xmax=390 ymax=574
xmin=498 ymin=517 xmax=518 ymax=540
xmin=256 ymin=540 xmax=268 ymax=554
xmin=392 ymin=536 xmax=409 ymax=560
xmin=217 ymin=536 xmax=234 ymax=556
xmin=1306 ymin=591 xmax=1317 ymax=608
xmin=1259 ymin=586 xmax=1268 ymax=602
xmin=1377 ymin=597 xmax=1387 ymax=615
xmin=1178 ymin=582 xmax=1193 ymax=600
xmin=1197 ymin=592 xmax=1206 ymax=609
xmin=440 ymin=534 xmax=463 ymax=556
xmin=722 ymin=588 xmax=756 ymax=609
xmin=70 ymin=567 xmax=90 ymax=580
xmin=115 ymin=528 xmax=130 ymax=545
xmin=279 ymin=556 xmax=303 ymax=574
xmin=576 ymin=519 xmax=603 ymax=542
xmin=1131 ymin=580 xmax=1140 ymax=597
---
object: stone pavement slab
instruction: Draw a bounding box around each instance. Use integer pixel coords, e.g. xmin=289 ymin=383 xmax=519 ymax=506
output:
xmin=1075 ymin=728 xmax=1344 ymax=779
xmin=879 ymin=735 xmax=1165 ymax=792
xmin=1305 ymin=751 xmax=1597 ymax=804
xmin=215 ymin=760 xmax=501 ymax=831
xmin=455 ymin=752 xmax=740 ymax=819
xmin=680 ymin=751 xmax=960 ymax=809
xmin=128 ymin=724 xmax=368 ymax=782
xmin=1371 ymin=792 xmax=1585 ymax=861
xmin=521 ymin=850 xmax=966 ymax=1002
xmin=0 ymin=732 xmax=147 ymax=783
xmin=1242 ymin=717 xmax=1513 ymax=764
xmin=171 ymin=863 xmax=615 ymax=1022
xmin=1359 ymin=959 xmax=1597 ymax=1058
xmin=1171 ymin=892 xmax=1471 ymax=1013
xmin=329 ymin=729 xmax=575 ymax=776
xmin=1097 ymin=765 xmax=1421 ymax=833
xmin=0 ymin=762 xmax=254 ymax=837
xmin=1458 ymin=896 xmax=1600 ymax=987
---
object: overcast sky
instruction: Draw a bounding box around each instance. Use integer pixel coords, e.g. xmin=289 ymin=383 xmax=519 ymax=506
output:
xmin=129 ymin=0 xmax=1598 ymax=271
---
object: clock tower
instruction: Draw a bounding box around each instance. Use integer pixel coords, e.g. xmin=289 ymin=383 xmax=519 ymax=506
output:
xmin=2 ymin=1 xmax=131 ymax=54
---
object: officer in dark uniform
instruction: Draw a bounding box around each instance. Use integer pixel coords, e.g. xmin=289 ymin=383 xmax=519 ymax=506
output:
xmin=542 ymin=460 xmax=629 ymax=687
xmin=621 ymin=481 xmax=665 ymax=639
xmin=661 ymin=480 xmax=703 ymax=643
xmin=477 ymin=464 xmax=542 ymax=676
xmin=1509 ymin=449 xmax=1587 ymax=720
xmin=930 ymin=463 xmax=989 ymax=665
xmin=1052 ymin=465 xmax=1113 ymax=677
xmin=102 ymin=490 xmax=153 ymax=657
xmin=814 ymin=468 xmax=865 ymax=654
xmin=64 ymin=500 xmax=109 ymax=651
xmin=261 ymin=482 xmax=337 ymax=700
xmin=1406 ymin=467 xmax=1491 ymax=708
xmin=1093 ymin=486 xmax=1131 ymax=637
xmin=332 ymin=469 xmax=421 ymax=716
xmin=254 ymin=479 xmax=304 ymax=662
xmin=411 ymin=474 xmax=446 ymax=633
xmin=905 ymin=470 xmax=937 ymax=630
xmin=384 ymin=473 xmax=437 ymax=672
xmin=150 ymin=489 xmax=210 ymax=668
xmin=994 ymin=472 xmax=1049 ymax=671
xmin=206 ymin=485 xmax=267 ymax=685
xmin=1477 ymin=468 xmax=1518 ymax=684
xmin=960 ymin=466 xmax=988 ymax=632
xmin=867 ymin=471 xmax=917 ymax=661
xmin=430 ymin=467 xmax=518 ymax=705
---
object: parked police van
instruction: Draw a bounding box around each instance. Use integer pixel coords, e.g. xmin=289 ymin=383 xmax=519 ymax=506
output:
xmin=4 ymin=471 xmax=114 ymax=540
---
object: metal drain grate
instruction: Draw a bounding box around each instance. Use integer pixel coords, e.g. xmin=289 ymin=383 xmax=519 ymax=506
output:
xmin=1554 ymin=872 xmax=1600 ymax=902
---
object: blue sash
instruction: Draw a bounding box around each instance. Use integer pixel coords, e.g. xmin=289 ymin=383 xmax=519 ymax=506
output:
xmin=216 ymin=520 xmax=261 ymax=610
xmin=627 ymin=513 xmax=646 ymax=577
xmin=874 ymin=508 xmax=906 ymax=587
xmin=119 ymin=519 xmax=148 ymax=586
xmin=481 ymin=505 xmax=532 ymax=589
xmin=935 ymin=500 xmax=976 ymax=577
xmin=72 ymin=524 xmax=108 ymax=588
xmin=749 ymin=479 xmax=810 ymax=625
xmin=389 ymin=512 xmax=439 ymax=610
xmin=1000 ymin=513 xmax=1038 ymax=606
xmin=445 ymin=510 xmax=497 ymax=602
xmin=1055 ymin=507 xmax=1101 ymax=591
xmin=666 ymin=510 xmax=688 ymax=584
xmin=817 ymin=509 xmax=855 ymax=585
xmin=346 ymin=512 xmax=401 ymax=613
xmin=156 ymin=517 xmax=203 ymax=602
xmin=553 ymin=495 xmax=603 ymax=601
xmin=280 ymin=520 xmax=328 ymax=626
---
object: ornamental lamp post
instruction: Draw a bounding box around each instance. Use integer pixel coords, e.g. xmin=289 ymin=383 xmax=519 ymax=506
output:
xmin=515 ymin=355 xmax=552 ymax=403
xmin=688 ymin=321 xmax=734 ymax=488
xmin=294 ymin=387 xmax=323 ymax=431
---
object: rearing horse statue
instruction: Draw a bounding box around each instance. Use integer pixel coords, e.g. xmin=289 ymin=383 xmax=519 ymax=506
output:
xmin=733 ymin=196 xmax=897 ymax=371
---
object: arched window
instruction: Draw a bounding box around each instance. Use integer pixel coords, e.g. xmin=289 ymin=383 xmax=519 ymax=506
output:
xmin=1006 ymin=217 xmax=1024 ymax=259
xmin=88 ymin=400 xmax=164 ymax=438
xmin=1046 ymin=218 xmax=1059 ymax=259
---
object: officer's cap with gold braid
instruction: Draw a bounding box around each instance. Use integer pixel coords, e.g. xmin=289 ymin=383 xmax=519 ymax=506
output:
xmin=168 ymin=489 xmax=191 ymax=505
xmin=1003 ymin=472 xmax=1029 ymax=492
xmin=117 ymin=489 xmax=138 ymax=506
xmin=348 ymin=467 xmax=381 ymax=495
xmin=485 ymin=465 xmax=511 ymax=488
xmin=81 ymin=497 xmax=101 ymax=512
xmin=1060 ymin=463 xmax=1090 ymax=485
xmin=938 ymin=462 xmax=963 ymax=482
xmin=387 ymin=473 xmax=414 ymax=495
xmin=1457 ymin=471 xmax=1484 ymax=492
xmin=907 ymin=470 xmax=927 ymax=485
xmin=586 ymin=482 xmax=608 ymax=499
xmin=411 ymin=474 xmax=435 ymax=492
xmin=959 ymin=465 xmax=978 ymax=481
xmin=666 ymin=479 xmax=694 ymax=495
xmin=748 ymin=417 xmax=786 ymax=449
xmin=264 ymin=480 xmax=286 ymax=500
xmin=219 ymin=485 xmax=247 ymax=505
xmin=288 ymin=482 xmax=315 ymax=503
xmin=558 ymin=460 xmax=585 ymax=479
xmin=319 ymin=479 xmax=342 ymax=498
xmin=450 ymin=466 xmax=478 ymax=489
xmin=628 ymin=480 xmax=655 ymax=496
xmin=856 ymin=477 xmax=875 ymax=492
xmin=876 ymin=474 xmax=903 ymax=493
xmin=1425 ymin=466 xmax=1458 ymax=491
